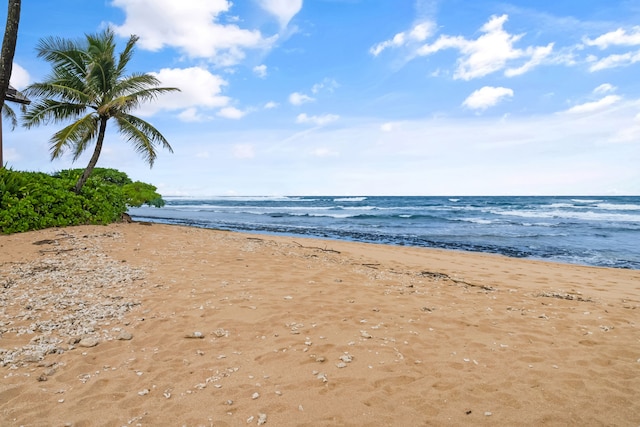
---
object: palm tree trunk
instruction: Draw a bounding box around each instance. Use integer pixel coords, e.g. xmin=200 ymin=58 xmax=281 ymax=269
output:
xmin=74 ymin=117 xmax=108 ymax=193
xmin=0 ymin=0 xmax=21 ymax=169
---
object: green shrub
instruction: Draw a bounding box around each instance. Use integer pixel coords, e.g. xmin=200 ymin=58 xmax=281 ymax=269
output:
xmin=0 ymin=168 xmax=164 ymax=234
xmin=122 ymin=181 xmax=165 ymax=208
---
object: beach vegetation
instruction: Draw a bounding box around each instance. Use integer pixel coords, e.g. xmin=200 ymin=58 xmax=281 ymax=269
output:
xmin=0 ymin=167 xmax=163 ymax=233
xmin=21 ymin=27 xmax=179 ymax=193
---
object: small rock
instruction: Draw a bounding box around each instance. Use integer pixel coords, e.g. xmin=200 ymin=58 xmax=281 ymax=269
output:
xmin=185 ymin=331 xmax=204 ymax=339
xmin=360 ymin=331 xmax=372 ymax=339
xmin=252 ymin=392 xmax=260 ymax=400
xmin=336 ymin=362 xmax=347 ymax=369
xmin=257 ymin=413 xmax=267 ymax=425
xmin=138 ymin=389 xmax=150 ymax=396
xmin=117 ymin=330 xmax=133 ymax=340
xmin=339 ymin=354 xmax=353 ymax=363
xmin=214 ymin=328 xmax=229 ymax=337
xmin=78 ymin=337 xmax=100 ymax=348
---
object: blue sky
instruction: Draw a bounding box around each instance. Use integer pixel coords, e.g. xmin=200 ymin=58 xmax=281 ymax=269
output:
xmin=3 ymin=0 xmax=640 ymax=196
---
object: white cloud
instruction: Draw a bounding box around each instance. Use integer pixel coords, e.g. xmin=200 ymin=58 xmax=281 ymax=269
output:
xmin=217 ymin=106 xmax=247 ymax=119
xmin=264 ymin=101 xmax=279 ymax=109
xmin=588 ymin=50 xmax=640 ymax=71
xmin=584 ymin=26 xmax=640 ymax=49
xmin=111 ymin=0 xmax=276 ymax=66
xmin=594 ymin=83 xmax=616 ymax=94
xmin=370 ymin=21 xmax=434 ymax=56
xmin=256 ymin=0 xmax=302 ymax=28
xmin=178 ymin=107 xmax=209 ymax=122
xmin=505 ymin=43 xmax=554 ymax=77
xmin=565 ymin=95 xmax=621 ymax=114
xmin=391 ymin=14 xmax=552 ymax=80
xmin=9 ymin=63 xmax=30 ymax=89
xmin=289 ymin=92 xmax=315 ymax=105
xmin=144 ymin=67 xmax=230 ymax=116
xmin=311 ymin=78 xmax=339 ymax=94
xmin=253 ymin=64 xmax=268 ymax=78
xmin=232 ymin=143 xmax=255 ymax=159
xmin=463 ymin=86 xmax=514 ymax=110
xmin=296 ymin=113 xmax=339 ymax=126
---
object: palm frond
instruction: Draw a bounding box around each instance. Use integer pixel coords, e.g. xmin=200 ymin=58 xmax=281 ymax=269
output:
xmin=22 ymin=99 xmax=89 ymax=128
xmin=24 ymin=81 xmax=91 ymax=105
xmin=49 ymin=114 xmax=99 ymax=160
xmin=116 ymin=34 xmax=140 ymax=76
xmin=115 ymin=114 xmax=174 ymax=167
xmin=35 ymin=36 xmax=88 ymax=80
xmin=2 ymin=104 xmax=18 ymax=130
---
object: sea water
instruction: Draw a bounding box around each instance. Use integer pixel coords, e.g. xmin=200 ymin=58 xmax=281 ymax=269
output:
xmin=128 ymin=196 xmax=640 ymax=269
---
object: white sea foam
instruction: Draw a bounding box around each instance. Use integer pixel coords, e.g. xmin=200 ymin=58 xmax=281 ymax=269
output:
xmin=548 ymin=203 xmax=578 ymax=209
xmin=595 ymin=203 xmax=640 ymax=211
xmin=462 ymin=218 xmax=493 ymax=224
xmin=570 ymin=199 xmax=603 ymax=204
xmin=493 ymin=209 xmax=640 ymax=222
xmin=333 ymin=197 xmax=367 ymax=202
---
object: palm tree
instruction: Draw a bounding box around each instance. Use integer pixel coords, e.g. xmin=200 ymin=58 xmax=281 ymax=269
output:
xmin=23 ymin=28 xmax=179 ymax=193
xmin=0 ymin=0 xmax=22 ymax=168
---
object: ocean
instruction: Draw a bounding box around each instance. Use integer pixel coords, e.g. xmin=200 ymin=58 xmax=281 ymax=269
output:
xmin=128 ymin=196 xmax=640 ymax=270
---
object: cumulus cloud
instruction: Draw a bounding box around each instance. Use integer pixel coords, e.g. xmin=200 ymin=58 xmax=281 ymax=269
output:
xmin=253 ymin=64 xmax=268 ymax=78
xmin=584 ymin=26 xmax=640 ymax=49
xmin=505 ymin=43 xmax=554 ymax=77
xmin=264 ymin=101 xmax=279 ymax=109
xmin=375 ymin=14 xmax=552 ymax=80
xmin=9 ymin=63 xmax=30 ymax=88
xmin=145 ymin=67 xmax=230 ymax=115
xmin=594 ymin=83 xmax=616 ymax=94
xmin=296 ymin=113 xmax=339 ymax=126
xmin=218 ymin=106 xmax=247 ymax=119
xmin=583 ymin=26 xmax=640 ymax=72
xmin=311 ymin=78 xmax=339 ymax=94
xmin=588 ymin=50 xmax=640 ymax=71
xmin=257 ymin=0 xmax=303 ymax=28
xmin=178 ymin=107 xmax=209 ymax=122
xmin=370 ymin=21 xmax=434 ymax=56
xmin=110 ymin=0 xmax=279 ymax=66
xmin=565 ymin=95 xmax=621 ymax=114
xmin=289 ymin=92 xmax=315 ymax=105
xmin=463 ymin=86 xmax=514 ymax=110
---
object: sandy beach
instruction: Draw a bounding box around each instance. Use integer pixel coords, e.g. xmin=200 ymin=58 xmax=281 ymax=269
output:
xmin=1 ymin=223 xmax=639 ymax=426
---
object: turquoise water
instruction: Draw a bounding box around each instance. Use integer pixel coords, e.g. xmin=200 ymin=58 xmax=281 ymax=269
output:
xmin=129 ymin=196 xmax=640 ymax=269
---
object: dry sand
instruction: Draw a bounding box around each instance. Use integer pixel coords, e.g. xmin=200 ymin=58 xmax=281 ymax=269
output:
xmin=1 ymin=223 xmax=639 ymax=426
